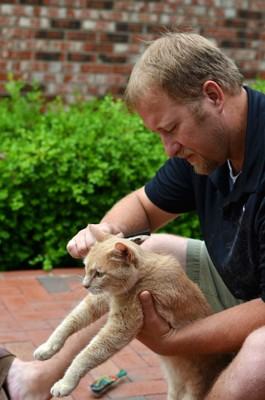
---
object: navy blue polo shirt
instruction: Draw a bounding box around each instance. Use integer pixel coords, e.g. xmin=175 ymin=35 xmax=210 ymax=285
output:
xmin=145 ymin=86 xmax=265 ymax=301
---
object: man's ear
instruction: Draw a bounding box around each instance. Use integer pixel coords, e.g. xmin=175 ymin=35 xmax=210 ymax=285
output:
xmin=202 ymin=80 xmax=224 ymax=110
xmin=113 ymin=242 xmax=135 ymax=263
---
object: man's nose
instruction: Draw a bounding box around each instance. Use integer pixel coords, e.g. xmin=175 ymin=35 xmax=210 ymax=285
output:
xmin=160 ymin=134 xmax=181 ymax=158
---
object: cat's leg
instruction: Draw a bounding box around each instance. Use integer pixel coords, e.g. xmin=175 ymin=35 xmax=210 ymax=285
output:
xmin=50 ymin=308 xmax=142 ymax=397
xmin=166 ymin=379 xmax=187 ymax=400
xmin=34 ymin=293 xmax=109 ymax=361
xmin=160 ymin=357 xmax=197 ymax=400
xmin=181 ymin=394 xmax=195 ymax=400
xmin=160 ymin=357 xmax=183 ymax=400
xmin=167 ymin=389 xmax=195 ymax=400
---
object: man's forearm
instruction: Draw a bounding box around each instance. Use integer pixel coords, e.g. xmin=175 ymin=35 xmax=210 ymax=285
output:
xmin=138 ymin=294 xmax=265 ymax=357
xmin=67 ymin=187 xmax=176 ymax=259
xmin=168 ymin=298 xmax=265 ymax=356
xmin=100 ymin=189 xmax=151 ymax=236
xmin=101 ymin=187 xmax=177 ymax=235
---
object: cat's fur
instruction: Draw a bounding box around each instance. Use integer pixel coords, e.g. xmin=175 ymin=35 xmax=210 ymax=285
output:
xmin=34 ymin=226 xmax=228 ymax=399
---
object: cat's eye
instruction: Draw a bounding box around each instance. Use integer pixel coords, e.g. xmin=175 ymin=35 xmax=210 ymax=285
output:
xmin=95 ymin=270 xmax=105 ymax=278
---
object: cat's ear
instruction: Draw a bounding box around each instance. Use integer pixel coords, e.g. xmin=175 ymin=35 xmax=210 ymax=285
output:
xmin=89 ymin=224 xmax=109 ymax=242
xmin=116 ymin=232 xmax=124 ymax=238
xmin=113 ymin=242 xmax=135 ymax=263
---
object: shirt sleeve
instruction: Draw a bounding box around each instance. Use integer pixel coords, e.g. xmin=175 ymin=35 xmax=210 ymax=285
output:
xmin=144 ymin=157 xmax=196 ymax=214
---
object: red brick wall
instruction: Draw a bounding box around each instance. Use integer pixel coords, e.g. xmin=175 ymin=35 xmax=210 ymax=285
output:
xmin=0 ymin=0 xmax=265 ymax=101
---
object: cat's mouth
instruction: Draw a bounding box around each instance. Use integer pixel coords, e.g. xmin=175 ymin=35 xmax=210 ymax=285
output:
xmin=83 ymin=270 xmax=98 ymax=289
xmin=87 ymin=286 xmax=103 ymax=295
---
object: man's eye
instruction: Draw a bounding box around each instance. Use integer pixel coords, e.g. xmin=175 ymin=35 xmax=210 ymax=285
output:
xmin=168 ymin=125 xmax=177 ymax=134
xmin=95 ymin=270 xmax=105 ymax=277
xmin=160 ymin=125 xmax=177 ymax=135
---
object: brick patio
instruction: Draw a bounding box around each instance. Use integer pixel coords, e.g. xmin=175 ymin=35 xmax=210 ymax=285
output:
xmin=0 ymin=268 xmax=167 ymax=400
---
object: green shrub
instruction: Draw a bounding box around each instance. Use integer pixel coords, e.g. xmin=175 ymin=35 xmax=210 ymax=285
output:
xmin=1 ymin=83 xmax=203 ymax=271
xmin=18 ymin=77 xmax=265 ymax=270
xmin=250 ymin=78 xmax=265 ymax=93
xmin=0 ymin=84 xmax=165 ymax=270
xmin=1 ymin=82 xmax=175 ymax=270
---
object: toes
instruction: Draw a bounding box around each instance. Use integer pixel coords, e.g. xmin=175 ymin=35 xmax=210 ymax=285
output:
xmin=51 ymin=380 xmax=74 ymax=397
xmin=33 ymin=343 xmax=60 ymax=360
xmin=33 ymin=346 xmax=51 ymax=360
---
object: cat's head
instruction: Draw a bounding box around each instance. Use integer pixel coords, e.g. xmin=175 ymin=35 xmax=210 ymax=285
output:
xmin=83 ymin=225 xmax=141 ymax=295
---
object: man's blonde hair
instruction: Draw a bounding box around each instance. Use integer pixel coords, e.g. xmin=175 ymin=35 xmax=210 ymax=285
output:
xmin=124 ymin=32 xmax=243 ymax=109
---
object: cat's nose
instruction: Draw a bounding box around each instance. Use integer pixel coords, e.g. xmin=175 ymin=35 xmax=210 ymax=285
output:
xmin=82 ymin=277 xmax=90 ymax=288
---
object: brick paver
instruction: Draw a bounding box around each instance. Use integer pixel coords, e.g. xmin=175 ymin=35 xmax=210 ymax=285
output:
xmin=0 ymin=269 xmax=167 ymax=399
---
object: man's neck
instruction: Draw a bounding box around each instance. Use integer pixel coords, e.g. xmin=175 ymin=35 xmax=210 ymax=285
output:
xmin=227 ymin=87 xmax=248 ymax=174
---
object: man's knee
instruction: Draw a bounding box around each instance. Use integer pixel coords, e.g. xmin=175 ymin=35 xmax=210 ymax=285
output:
xmin=242 ymin=326 xmax=265 ymax=366
xmin=207 ymin=327 xmax=265 ymax=400
xmin=230 ymin=327 xmax=265 ymax=392
xmin=140 ymin=233 xmax=188 ymax=268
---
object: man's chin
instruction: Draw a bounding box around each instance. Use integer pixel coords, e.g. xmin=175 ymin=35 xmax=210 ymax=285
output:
xmin=175 ymin=155 xmax=219 ymax=175
xmin=192 ymin=161 xmax=218 ymax=175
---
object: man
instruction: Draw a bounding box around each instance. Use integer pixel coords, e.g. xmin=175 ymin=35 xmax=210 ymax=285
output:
xmin=2 ymin=32 xmax=265 ymax=399
xmin=67 ymin=32 xmax=265 ymax=399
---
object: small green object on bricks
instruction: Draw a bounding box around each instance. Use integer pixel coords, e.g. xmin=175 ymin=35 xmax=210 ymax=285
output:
xmin=90 ymin=369 xmax=128 ymax=396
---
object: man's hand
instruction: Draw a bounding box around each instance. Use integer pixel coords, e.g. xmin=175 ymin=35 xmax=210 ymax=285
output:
xmin=66 ymin=222 xmax=117 ymax=259
xmin=137 ymin=291 xmax=176 ymax=356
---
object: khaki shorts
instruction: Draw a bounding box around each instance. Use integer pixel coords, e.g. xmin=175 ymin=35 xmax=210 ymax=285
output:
xmin=186 ymin=239 xmax=243 ymax=313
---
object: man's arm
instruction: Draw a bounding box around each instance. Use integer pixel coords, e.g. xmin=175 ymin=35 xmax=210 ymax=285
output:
xmin=138 ymin=292 xmax=265 ymax=355
xmin=67 ymin=187 xmax=177 ymax=258
xmin=101 ymin=187 xmax=178 ymax=234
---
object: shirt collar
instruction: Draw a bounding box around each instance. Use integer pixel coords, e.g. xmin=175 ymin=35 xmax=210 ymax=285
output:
xmin=209 ymin=86 xmax=265 ymax=205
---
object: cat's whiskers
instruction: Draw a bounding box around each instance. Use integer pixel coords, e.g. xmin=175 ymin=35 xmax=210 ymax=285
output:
xmin=67 ymin=274 xmax=83 ymax=281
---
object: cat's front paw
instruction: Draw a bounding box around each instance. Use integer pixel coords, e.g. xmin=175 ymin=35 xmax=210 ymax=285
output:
xmin=34 ymin=341 xmax=61 ymax=360
xmin=51 ymin=379 xmax=75 ymax=397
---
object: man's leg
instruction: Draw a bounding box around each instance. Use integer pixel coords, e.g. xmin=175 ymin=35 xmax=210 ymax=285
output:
xmin=141 ymin=233 xmax=188 ymax=268
xmin=141 ymin=234 xmax=242 ymax=312
xmin=206 ymin=326 xmax=265 ymax=400
xmin=6 ymin=315 xmax=107 ymax=400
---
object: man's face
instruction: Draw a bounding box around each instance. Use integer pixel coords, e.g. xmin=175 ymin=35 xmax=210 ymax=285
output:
xmin=136 ymin=89 xmax=229 ymax=175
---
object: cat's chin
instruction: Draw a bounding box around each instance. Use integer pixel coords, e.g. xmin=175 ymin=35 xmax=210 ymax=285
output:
xmin=88 ymin=287 xmax=103 ymax=295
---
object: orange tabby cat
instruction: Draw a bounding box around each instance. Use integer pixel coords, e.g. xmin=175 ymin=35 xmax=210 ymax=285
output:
xmin=34 ymin=225 xmax=228 ymax=399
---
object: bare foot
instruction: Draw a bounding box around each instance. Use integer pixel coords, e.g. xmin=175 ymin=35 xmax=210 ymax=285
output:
xmin=6 ymin=358 xmax=53 ymax=400
xmin=5 ymin=318 xmax=108 ymax=399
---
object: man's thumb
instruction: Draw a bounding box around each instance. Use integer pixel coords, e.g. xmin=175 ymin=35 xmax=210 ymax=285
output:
xmin=139 ymin=291 xmax=154 ymax=316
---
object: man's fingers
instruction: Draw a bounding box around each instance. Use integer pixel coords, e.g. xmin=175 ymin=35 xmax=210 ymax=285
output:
xmin=139 ymin=290 xmax=171 ymax=337
xmin=67 ymin=223 xmax=122 ymax=259
xmin=139 ymin=290 xmax=163 ymax=327
xmin=67 ymin=227 xmax=93 ymax=259
xmin=139 ymin=290 xmax=155 ymax=318
xmin=66 ymin=239 xmax=79 ymax=258
xmin=67 ymin=238 xmax=87 ymax=259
